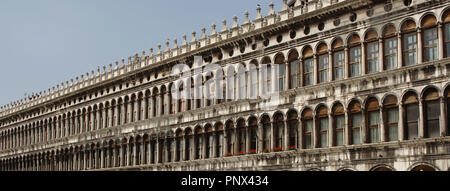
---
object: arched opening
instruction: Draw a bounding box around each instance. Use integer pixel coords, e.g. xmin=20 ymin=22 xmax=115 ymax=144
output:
xmin=262 ymin=57 xmax=272 ymax=94
xmin=365 ymin=30 xmax=379 ymax=74
xmin=261 ymin=115 xmax=271 ymax=152
xmin=236 ymin=119 xmax=246 ymax=155
xmin=194 ymin=126 xmax=203 ymax=160
xmin=401 ymin=19 xmax=417 ymax=66
xmin=421 ymin=14 xmax=438 ymax=62
xmin=366 ymin=97 xmax=380 ymax=143
xmin=175 ymin=130 xmax=183 ymax=162
xmin=302 ymin=46 xmax=314 ymax=86
xmin=383 ymin=24 xmax=398 ymax=70
xmin=275 ymin=53 xmax=286 ymax=91
xmin=215 ymin=122 xmax=224 ymax=157
xmin=288 ymin=50 xmax=300 ymax=89
xmin=204 ymin=125 xmax=213 ymax=159
xmin=348 ymin=34 xmax=361 ymax=77
xmin=423 ymin=88 xmax=440 ymax=138
xmin=317 ymin=43 xmax=329 ymax=83
xmin=349 ymin=100 xmax=362 ymax=145
xmin=185 ymin=128 xmax=193 ymax=161
xmin=225 ymin=121 xmax=235 ymax=156
xmin=302 ymin=108 xmax=313 ymax=149
xmin=383 ymin=95 xmax=399 ymax=141
xmin=248 ymin=117 xmax=258 ymax=153
xmin=443 ymin=9 xmax=450 ymax=58
xmin=332 ymin=38 xmax=345 ymax=80
xmin=249 ymin=60 xmax=259 ymax=98
xmin=317 ymin=105 xmax=329 ymax=148
xmin=411 ymin=164 xmax=436 ymax=171
xmin=273 ymin=113 xmax=285 ymax=150
xmin=287 ymin=110 xmax=299 ymax=149
xmin=403 ymin=91 xmax=419 ymax=140
xmin=332 ymin=103 xmax=345 ymax=146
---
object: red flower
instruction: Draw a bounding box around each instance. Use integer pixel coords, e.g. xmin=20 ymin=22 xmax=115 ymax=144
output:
xmin=225 ymin=152 xmax=233 ymax=156
xmin=289 ymin=146 xmax=297 ymax=150
xmin=249 ymin=149 xmax=257 ymax=154
xmin=263 ymin=148 xmax=270 ymax=153
xmin=238 ymin=151 xmax=246 ymax=155
xmin=274 ymin=147 xmax=284 ymax=152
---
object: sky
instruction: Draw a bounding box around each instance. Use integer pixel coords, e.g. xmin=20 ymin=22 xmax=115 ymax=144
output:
xmin=0 ymin=0 xmax=283 ymax=107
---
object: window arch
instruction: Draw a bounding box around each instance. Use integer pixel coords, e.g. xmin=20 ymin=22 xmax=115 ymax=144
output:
xmin=226 ymin=68 xmax=235 ymax=101
xmin=332 ymin=103 xmax=345 ymax=146
xmin=262 ymin=57 xmax=272 ymax=94
xmin=261 ymin=115 xmax=271 ymax=152
xmin=169 ymin=83 xmax=176 ymax=114
xmin=204 ymin=125 xmax=213 ymax=159
xmin=194 ymin=127 xmax=203 ymax=160
xmin=302 ymin=46 xmax=314 ymax=86
xmin=248 ymin=117 xmax=258 ymax=153
xmin=236 ymin=119 xmax=246 ymax=154
xmin=401 ymin=19 xmax=417 ymax=66
xmin=349 ymin=100 xmax=362 ymax=145
xmin=215 ymin=123 xmax=224 ymax=157
xmin=237 ymin=64 xmax=247 ymax=100
xmin=317 ymin=43 xmax=329 ymax=83
xmin=366 ymin=97 xmax=380 ymax=143
xmin=275 ymin=53 xmax=286 ymax=91
xmin=302 ymin=108 xmax=313 ymax=149
xmin=423 ymin=88 xmax=440 ymax=138
xmin=225 ymin=121 xmax=235 ymax=156
xmin=317 ymin=105 xmax=329 ymax=147
xmin=249 ymin=60 xmax=259 ymax=99
xmin=175 ymin=130 xmax=183 ymax=162
xmin=383 ymin=24 xmax=398 ymax=70
xmin=184 ymin=128 xmax=193 ymax=161
xmin=421 ymin=14 xmax=438 ymax=62
xmin=287 ymin=110 xmax=299 ymax=149
xmin=178 ymin=83 xmax=186 ymax=112
xmin=273 ymin=113 xmax=285 ymax=150
xmin=403 ymin=91 xmax=419 ymax=140
xmin=443 ymin=9 xmax=450 ymax=58
xmin=288 ymin=50 xmax=300 ymax=89
xmin=332 ymin=38 xmax=345 ymax=80
xmin=348 ymin=34 xmax=361 ymax=77
xmin=365 ymin=30 xmax=379 ymax=74
xmin=383 ymin=95 xmax=399 ymax=141
xmin=446 ymin=86 xmax=450 ymax=136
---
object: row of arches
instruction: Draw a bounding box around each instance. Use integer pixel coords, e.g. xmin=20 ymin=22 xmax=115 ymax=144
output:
xmin=1 ymin=84 xmax=449 ymax=170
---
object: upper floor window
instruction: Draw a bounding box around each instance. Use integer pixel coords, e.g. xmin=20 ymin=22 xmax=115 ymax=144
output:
xmin=288 ymin=50 xmax=300 ymax=89
xmin=383 ymin=25 xmax=398 ymax=70
xmin=366 ymin=98 xmax=380 ymax=143
xmin=401 ymin=20 xmax=417 ymax=66
xmin=348 ymin=34 xmax=361 ymax=77
xmin=302 ymin=46 xmax=314 ymax=86
xmin=275 ymin=54 xmax=286 ymax=92
xmin=383 ymin=95 xmax=399 ymax=141
xmin=317 ymin=43 xmax=329 ymax=83
xmin=317 ymin=105 xmax=329 ymax=148
xmin=403 ymin=91 xmax=419 ymax=140
xmin=423 ymin=88 xmax=440 ymax=138
xmin=365 ymin=30 xmax=379 ymax=74
xmin=422 ymin=15 xmax=439 ymax=62
xmin=332 ymin=38 xmax=344 ymax=80
xmin=443 ymin=10 xmax=450 ymax=58
xmin=249 ymin=60 xmax=259 ymax=99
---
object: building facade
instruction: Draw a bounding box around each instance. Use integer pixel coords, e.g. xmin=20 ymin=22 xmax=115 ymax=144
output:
xmin=1 ymin=0 xmax=450 ymax=171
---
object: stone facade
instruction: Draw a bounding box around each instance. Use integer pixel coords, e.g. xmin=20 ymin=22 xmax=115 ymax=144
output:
xmin=1 ymin=0 xmax=450 ymax=171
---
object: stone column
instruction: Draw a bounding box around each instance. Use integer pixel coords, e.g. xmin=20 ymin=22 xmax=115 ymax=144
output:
xmin=284 ymin=120 xmax=289 ymax=150
xmin=438 ymin=22 xmax=444 ymax=60
xmin=258 ymin=124 xmax=263 ymax=153
xmin=361 ymin=42 xmax=366 ymax=75
xmin=380 ymin=106 xmax=386 ymax=142
xmin=344 ymin=46 xmax=349 ymax=79
xmin=144 ymin=97 xmax=149 ymax=119
xmin=133 ymin=143 xmax=137 ymax=166
xmin=107 ymin=106 xmax=112 ymax=128
xmin=417 ymin=28 xmax=423 ymax=64
xmin=440 ymin=97 xmax=447 ymax=136
xmin=419 ymin=100 xmax=425 ymax=138
xmin=155 ymin=138 xmax=160 ymax=163
xmin=379 ymin=38 xmax=384 ymax=72
xmin=312 ymin=114 xmax=318 ymax=148
xmin=328 ymin=113 xmax=334 ymax=147
xmin=270 ymin=121 xmax=275 ymax=151
xmin=328 ymin=50 xmax=333 ymax=82
xmin=344 ymin=111 xmax=350 ymax=145
xmin=101 ymin=108 xmax=106 ymax=129
xmin=397 ymin=33 xmax=403 ymax=68
xmin=100 ymin=149 xmax=104 ymax=169
xmin=119 ymin=146 xmax=123 ymax=167
xmin=399 ymin=103 xmax=405 ymax=141
xmin=134 ymin=100 xmax=139 ymax=122
xmin=127 ymin=101 xmax=132 ymax=123
xmin=313 ymin=54 xmax=318 ymax=85
xmin=361 ymin=108 xmax=367 ymax=144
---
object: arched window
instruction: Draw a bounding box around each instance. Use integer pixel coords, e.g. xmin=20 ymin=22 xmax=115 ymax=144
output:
xmin=401 ymin=20 xmax=417 ymax=66
xmin=403 ymin=91 xmax=419 ymax=140
xmin=225 ymin=121 xmax=235 ymax=155
xmin=204 ymin=125 xmax=213 ymax=159
xmin=205 ymin=73 xmax=213 ymax=106
xmin=161 ymin=86 xmax=167 ymax=116
xmin=302 ymin=108 xmax=313 ymax=149
xmin=194 ymin=127 xmax=203 ymax=160
xmin=288 ymin=50 xmax=300 ymax=89
xmin=175 ymin=130 xmax=183 ymax=162
xmin=237 ymin=65 xmax=247 ymax=99
xmin=195 ymin=75 xmax=202 ymax=107
xmin=332 ymin=103 xmax=345 ymax=146
xmin=261 ymin=115 xmax=271 ymax=152
xmin=365 ymin=30 xmax=379 ymax=74
xmin=423 ymin=88 xmax=440 ymax=138
xmin=366 ymin=98 xmax=380 ymax=143
xmin=287 ymin=111 xmax=299 ymax=149
xmin=185 ymin=128 xmax=193 ymax=161
xmin=383 ymin=95 xmax=399 ymax=141
xmin=167 ymin=136 xmax=173 ymax=163
xmin=236 ymin=119 xmax=246 ymax=154
xmin=303 ymin=46 xmax=314 ymax=86
xmin=443 ymin=10 xmax=450 ymax=58
xmin=383 ymin=25 xmax=398 ymax=70
xmin=262 ymin=57 xmax=272 ymax=93
xmin=226 ymin=69 xmax=234 ymax=101
xmin=188 ymin=78 xmax=194 ymax=110
xmin=349 ymin=100 xmax=362 ymax=145
xmin=215 ymin=123 xmax=224 ymax=157
xmin=317 ymin=43 xmax=329 ymax=83
xmin=249 ymin=60 xmax=259 ymax=99
xmin=248 ymin=117 xmax=258 ymax=153
xmin=422 ymin=15 xmax=438 ymax=62
xmin=348 ymin=34 xmax=361 ymax=77
xmin=447 ymin=87 xmax=450 ymax=136
xmin=275 ymin=54 xmax=286 ymax=91
xmin=332 ymin=38 xmax=345 ymax=80
xmin=152 ymin=89 xmax=159 ymax=117
xmin=273 ymin=113 xmax=284 ymax=149
xmin=317 ymin=105 xmax=329 ymax=148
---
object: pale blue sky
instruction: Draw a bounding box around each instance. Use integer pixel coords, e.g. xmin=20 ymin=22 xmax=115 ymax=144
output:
xmin=0 ymin=0 xmax=282 ymax=107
